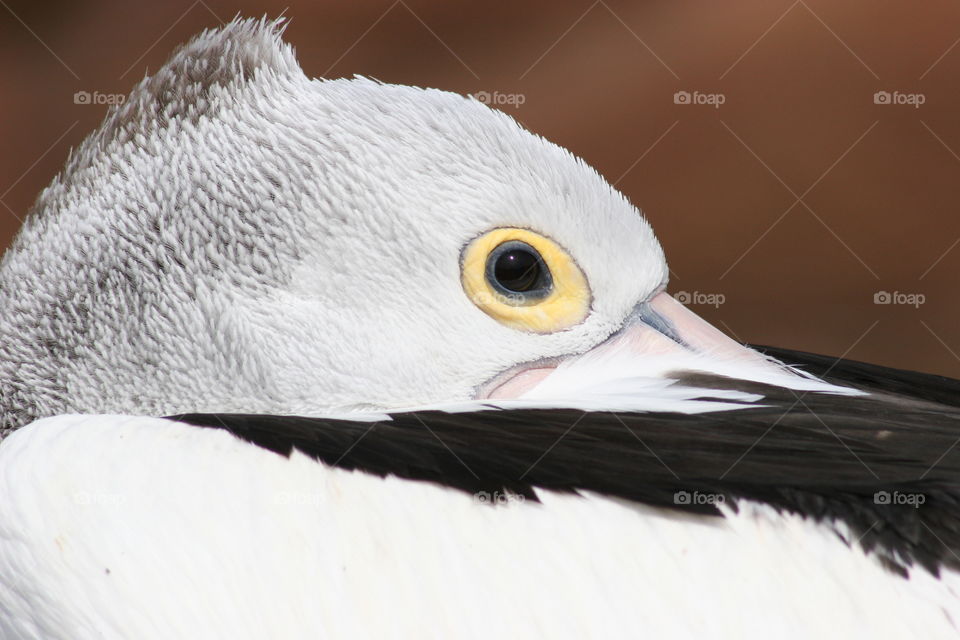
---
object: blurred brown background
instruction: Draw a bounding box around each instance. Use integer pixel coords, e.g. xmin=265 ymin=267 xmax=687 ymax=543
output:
xmin=1 ymin=0 xmax=959 ymax=376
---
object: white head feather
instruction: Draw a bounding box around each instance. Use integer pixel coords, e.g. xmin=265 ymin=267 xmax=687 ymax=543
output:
xmin=0 ymin=18 xmax=670 ymax=433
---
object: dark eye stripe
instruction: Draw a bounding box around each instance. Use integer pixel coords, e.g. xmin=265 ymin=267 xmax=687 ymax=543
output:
xmin=485 ymin=240 xmax=553 ymax=304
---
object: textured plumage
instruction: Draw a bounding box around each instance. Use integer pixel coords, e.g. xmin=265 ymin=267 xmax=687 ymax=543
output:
xmin=172 ymin=352 xmax=960 ymax=578
xmin=3 ymin=407 xmax=959 ymax=639
xmin=0 ymin=17 xmax=665 ymax=434
xmin=1 ymin=16 xmax=959 ymax=640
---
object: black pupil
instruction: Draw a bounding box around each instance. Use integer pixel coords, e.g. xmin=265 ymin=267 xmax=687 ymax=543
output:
xmin=494 ymin=248 xmax=542 ymax=292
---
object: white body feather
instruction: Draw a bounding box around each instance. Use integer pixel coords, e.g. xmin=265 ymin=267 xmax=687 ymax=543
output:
xmin=1 ymin=414 xmax=957 ymax=640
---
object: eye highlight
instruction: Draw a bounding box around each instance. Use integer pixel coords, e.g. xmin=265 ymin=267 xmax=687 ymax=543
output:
xmin=461 ymin=228 xmax=591 ymax=333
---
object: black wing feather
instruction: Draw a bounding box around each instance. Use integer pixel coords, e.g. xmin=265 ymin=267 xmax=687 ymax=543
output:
xmin=170 ymin=347 xmax=960 ymax=578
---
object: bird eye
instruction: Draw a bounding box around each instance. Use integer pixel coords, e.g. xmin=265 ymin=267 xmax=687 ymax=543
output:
xmin=461 ymin=228 xmax=591 ymax=333
xmin=485 ymin=240 xmax=552 ymax=302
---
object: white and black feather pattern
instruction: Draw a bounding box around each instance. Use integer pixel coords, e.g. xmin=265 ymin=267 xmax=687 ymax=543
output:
xmin=169 ymin=348 xmax=960 ymax=578
xmin=3 ymin=15 xmax=960 ymax=640
xmin=4 ymin=352 xmax=960 ymax=639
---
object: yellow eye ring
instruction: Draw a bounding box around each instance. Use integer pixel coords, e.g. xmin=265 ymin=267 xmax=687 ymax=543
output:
xmin=460 ymin=227 xmax=591 ymax=333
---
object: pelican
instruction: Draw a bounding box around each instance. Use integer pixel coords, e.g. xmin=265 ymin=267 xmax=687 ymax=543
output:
xmin=1 ymin=17 xmax=958 ymax=640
